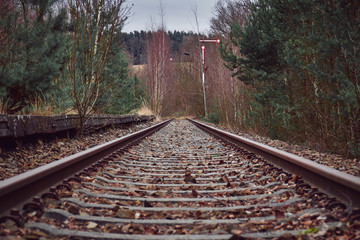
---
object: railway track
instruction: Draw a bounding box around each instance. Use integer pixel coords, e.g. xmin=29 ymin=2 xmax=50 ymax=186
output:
xmin=1 ymin=119 xmax=360 ymax=239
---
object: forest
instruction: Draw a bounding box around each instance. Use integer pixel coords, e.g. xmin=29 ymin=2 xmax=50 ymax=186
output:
xmin=0 ymin=0 xmax=359 ymax=158
xmin=217 ymin=0 xmax=360 ymax=158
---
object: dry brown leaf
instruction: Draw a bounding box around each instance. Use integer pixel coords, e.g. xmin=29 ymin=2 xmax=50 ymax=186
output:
xmin=274 ymin=209 xmax=285 ymax=219
xmin=115 ymin=209 xmax=135 ymax=219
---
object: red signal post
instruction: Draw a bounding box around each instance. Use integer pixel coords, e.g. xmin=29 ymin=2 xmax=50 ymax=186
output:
xmin=199 ymin=39 xmax=221 ymax=117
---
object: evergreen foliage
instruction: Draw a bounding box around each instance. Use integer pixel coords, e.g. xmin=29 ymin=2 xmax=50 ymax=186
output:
xmin=0 ymin=0 xmax=69 ymax=114
xmin=123 ymin=30 xmax=148 ymax=65
xmin=220 ymin=0 xmax=360 ymax=157
xmin=0 ymin=0 xmax=145 ymax=120
xmin=95 ymin=41 xmax=144 ymax=114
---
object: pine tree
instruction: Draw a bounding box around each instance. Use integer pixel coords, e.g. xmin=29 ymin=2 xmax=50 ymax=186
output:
xmin=95 ymin=38 xmax=144 ymax=115
xmin=219 ymin=0 xmax=360 ymax=157
xmin=0 ymin=0 xmax=69 ymax=114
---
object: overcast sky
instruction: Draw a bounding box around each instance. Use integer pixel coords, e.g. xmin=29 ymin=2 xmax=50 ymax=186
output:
xmin=123 ymin=0 xmax=219 ymax=33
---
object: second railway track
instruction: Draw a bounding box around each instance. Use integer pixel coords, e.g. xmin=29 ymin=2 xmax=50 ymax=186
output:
xmin=1 ymin=119 xmax=360 ymax=239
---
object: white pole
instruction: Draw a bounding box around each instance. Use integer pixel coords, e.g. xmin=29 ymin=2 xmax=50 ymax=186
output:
xmin=201 ymin=45 xmax=207 ymax=117
xmin=199 ymin=39 xmax=221 ymax=118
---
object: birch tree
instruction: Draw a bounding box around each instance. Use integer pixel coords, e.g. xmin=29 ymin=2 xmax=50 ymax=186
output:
xmin=144 ymin=30 xmax=173 ymax=116
xmin=66 ymin=0 xmax=130 ymax=132
xmin=142 ymin=1 xmax=174 ymax=116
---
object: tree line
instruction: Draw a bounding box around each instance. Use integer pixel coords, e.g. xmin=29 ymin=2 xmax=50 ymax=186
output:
xmin=122 ymin=30 xmax=199 ymax=65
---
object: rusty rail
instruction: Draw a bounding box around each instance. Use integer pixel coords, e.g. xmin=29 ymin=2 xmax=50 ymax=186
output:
xmin=188 ymin=119 xmax=360 ymax=208
xmin=0 ymin=119 xmax=172 ymax=217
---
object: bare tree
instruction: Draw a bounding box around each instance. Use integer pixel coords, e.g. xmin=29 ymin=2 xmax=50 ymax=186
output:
xmin=66 ymin=0 xmax=131 ymax=133
xmin=210 ymin=0 xmax=252 ymax=37
xmin=206 ymin=0 xmax=253 ymax=126
xmin=158 ymin=0 xmax=166 ymax=30
xmin=190 ymin=1 xmax=200 ymax=34
xmin=143 ymin=30 xmax=174 ymax=116
xmin=141 ymin=1 xmax=175 ymax=116
xmin=175 ymin=35 xmax=204 ymax=116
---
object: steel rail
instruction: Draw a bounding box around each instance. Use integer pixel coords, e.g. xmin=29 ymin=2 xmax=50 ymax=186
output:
xmin=0 ymin=119 xmax=172 ymax=217
xmin=188 ymin=118 xmax=360 ymax=208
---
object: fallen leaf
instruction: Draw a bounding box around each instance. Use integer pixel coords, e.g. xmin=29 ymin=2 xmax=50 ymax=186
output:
xmin=144 ymin=200 xmax=153 ymax=208
xmin=192 ymin=189 xmax=199 ymax=197
xmin=274 ymin=209 xmax=285 ymax=219
xmin=146 ymin=185 xmax=157 ymax=190
xmin=184 ymin=172 xmax=197 ymax=183
xmin=115 ymin=209 xmax=135 ymax=219
xmin=67 ymin=204 xmax=80 ymax=215
xmin=278 ymin=233 xmax=297 ymax=240
xmin=86 ymin=221 xmax=98 ymax=229
xmin=220 ymin=175 xmax=230 ymax=183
